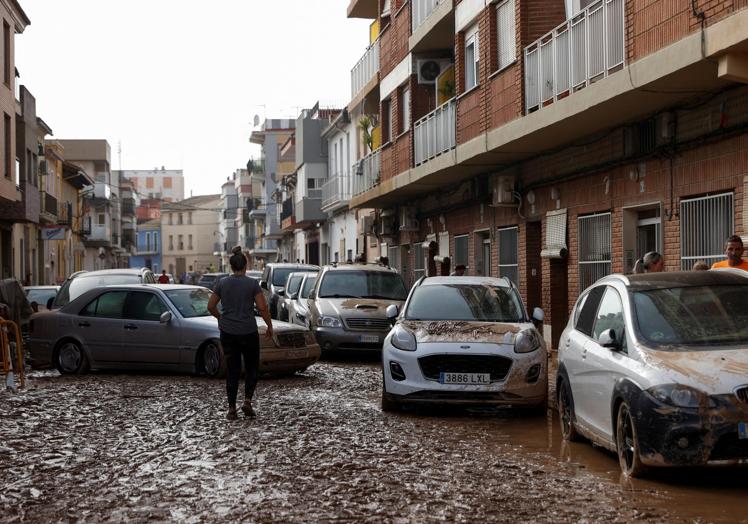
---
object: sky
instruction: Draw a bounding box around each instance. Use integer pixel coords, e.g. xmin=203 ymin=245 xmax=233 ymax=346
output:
xmin=15 ymin=0 xmax=371 ymax=198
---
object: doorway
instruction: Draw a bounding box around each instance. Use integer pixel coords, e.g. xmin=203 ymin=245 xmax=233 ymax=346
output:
xmin=549 ymin=258 xmax=568 ymax=350
xmin=622 ymin=204 xmax=661 ymax=274
xmin=474 ymin=231 xmax=491 ymax=276
xmin=525 ymin=222 xmax=542 ymax=314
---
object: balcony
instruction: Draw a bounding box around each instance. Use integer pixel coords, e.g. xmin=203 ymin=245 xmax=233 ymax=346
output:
xmin=351 ymin=39 xmax=379 ymax=101
xmin=280 ymin=197 xmax=295 ymax=231
xmin=524 ymin=0 xmax=624 ymax=114
xmin=352 ymin=149 xmax=381 ymax=197
xmin=295 ymin=195 xmax=325 ymax=228
xmin=347 ymin=0 xmax=378 ymax=19
xmin=57 ymin=202 xmax=73 ymax=226
xmin=83 ymin=223 xmax=111 ymax=247
xmin=122 ymin=198 xmax=135 ymax=216
xmin=321 ymin=175 xmax=351 ymax=213
xmin=414 ymin=97 xmax=456 ymax=166
xmin=93 ymin=182 xmax=111 ymax=200
xmin=39 ymin=192 xmax=58 ymax=224
xmin=410 ymin=0 xmax=454 ymax=52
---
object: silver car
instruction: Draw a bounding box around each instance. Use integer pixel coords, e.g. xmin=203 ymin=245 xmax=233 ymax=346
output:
xmin=308 ymin=264 xmax=407 ymax=352
xmin=260 ymin=263 xmax=319 ymax=319
xmin=280 ymin=271 xmax=318 ymax=322
xmin=289 ymin=273 xmax=318 ymax=328
xmin=28 ymin=284 xmax=321 ymax=377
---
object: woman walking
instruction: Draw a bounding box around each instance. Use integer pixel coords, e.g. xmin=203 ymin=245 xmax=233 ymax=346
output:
xmin=208 ymin=246 xmax=274 ymax=420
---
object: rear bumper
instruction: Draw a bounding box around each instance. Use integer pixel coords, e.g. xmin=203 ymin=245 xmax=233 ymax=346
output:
xmin=259 ymin=343 xmax=321 ymax=373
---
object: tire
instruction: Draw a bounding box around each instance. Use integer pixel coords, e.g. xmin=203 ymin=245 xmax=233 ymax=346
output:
xmin=558 ymin=379 xmax=582 ymax=442
xmin=55 ymin=340 xmax=89 ymax=375
xmin=616 ymin=401 xmax=648 ymax=478
xmin=199 ymin=341 xmax=226 ymax=378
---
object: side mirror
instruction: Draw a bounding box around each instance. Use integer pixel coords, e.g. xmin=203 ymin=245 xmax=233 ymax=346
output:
xmin=598 ymin=328 xmax=621 ymax=351
xmin=160 ymin=311 xmax=173 ymax=324
xmin=260 ymin=281 xmax=268 ymax=290
xmin=46 ymin=297 xmax=55 ymax=310
xmin=277 ymin=289 xmax=285 ymax=297
xmin=386 ymin=304 xmax=399 ymax=325
xmin=532 ymin=307 xmax=544 ymax=322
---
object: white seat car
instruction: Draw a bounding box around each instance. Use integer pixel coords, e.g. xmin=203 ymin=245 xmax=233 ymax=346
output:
xmin=557 ymin=271 xmax=748 ymax=478
xmin=381 ymin=276 xmax=547 ymax=411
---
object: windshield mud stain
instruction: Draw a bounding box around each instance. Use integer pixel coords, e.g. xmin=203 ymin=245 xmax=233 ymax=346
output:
xmin=403 ymin=320 xmax=519 ymax=343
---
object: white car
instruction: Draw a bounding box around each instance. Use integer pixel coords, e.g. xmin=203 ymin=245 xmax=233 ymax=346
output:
xmin=381 ymin=276 xmax=547 ymax=411
xmin=557 ymin=271 xmax=748 ymax=478
xmin=288 ymin=273 xmax=317 ymax=329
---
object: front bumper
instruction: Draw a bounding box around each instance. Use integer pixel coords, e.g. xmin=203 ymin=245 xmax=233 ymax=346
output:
xmin=259 ymin=343 xmax=321 ymax=373
xmin=313 ymin=326 xmax=389 ymax=351
xmin=633 ymin=390 xmax=748 ymax=467
xmin=382 ymin=342 xmax=547 ymax=407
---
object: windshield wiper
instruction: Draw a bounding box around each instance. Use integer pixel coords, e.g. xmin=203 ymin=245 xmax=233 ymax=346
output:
xmin=320 ymin=294 xmax=361 ymax=298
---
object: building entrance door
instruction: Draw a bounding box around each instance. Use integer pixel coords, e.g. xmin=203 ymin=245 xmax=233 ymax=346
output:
xmin=549 ymin=258 xmax=568 ymax=350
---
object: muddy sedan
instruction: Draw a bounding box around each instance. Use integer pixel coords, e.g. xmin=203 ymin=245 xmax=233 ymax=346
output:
xmin=28 ymin=284 xmax=320 ymax=377
xmin=557 ymin=271 xmax=748 ymax=478
xmin=381 ymin=276 xmax=547 ymax=411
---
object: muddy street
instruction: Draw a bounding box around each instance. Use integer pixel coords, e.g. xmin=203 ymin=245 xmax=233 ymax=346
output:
xmin=1 ymin=359 xmax=747 ymax=523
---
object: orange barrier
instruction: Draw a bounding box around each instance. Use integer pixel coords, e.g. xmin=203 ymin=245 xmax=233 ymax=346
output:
xmin=0 ymin=319 xmax=24 ymax=389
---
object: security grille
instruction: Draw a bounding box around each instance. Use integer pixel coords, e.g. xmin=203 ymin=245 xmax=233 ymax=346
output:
xmin=498 ymin=226 xmax=519 ymax=285
xmin=680 ymin=193 xmax=733 ymax=270
xmin=454 ymin=235 xmax=469 ymax=270
xmin=388 ymin=245 xmax=401 ymax=274
xmin=414 ymin=242 xmax=425 ymax=281
xmin=578 ymin=213 xmax=611 ymax=290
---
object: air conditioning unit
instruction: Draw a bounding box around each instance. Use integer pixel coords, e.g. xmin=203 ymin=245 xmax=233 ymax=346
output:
xmin=491 ymin=175 xmax=516 ymax=207
xmin=417 ymin=59 xmax=452 ymax=85
xmin=359 ymin=215 xmax=373 ymax=235
xmin=399 ymin=207 xmax=419 ymax=232
xmin=379 ymin=215 xmax=396 ymax=236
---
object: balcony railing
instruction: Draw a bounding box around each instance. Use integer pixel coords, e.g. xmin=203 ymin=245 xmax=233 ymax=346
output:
xmin=524 ymin=0 xmax=624 ymax=113
xmin=414 ymin=97 xmax=456 ymax=166
xmin=321 ymin=175 xmax=351 ymax=210
xmin=352 ymin=150 xmax=381 ymax=197
xmin=351 ymin=39 xmax=380 ymax=99
xmin=58 ymin=202 xmax=73 ymax=225
xmin=280 ymin=198 xmax=294 ymax=221
xmin=42 ymin=192 xmax=58 ymax=217
xmin=306 ymin=188 xmax=322 ymax=199
xmin=412 ymin=0 xmax=444 ymax=32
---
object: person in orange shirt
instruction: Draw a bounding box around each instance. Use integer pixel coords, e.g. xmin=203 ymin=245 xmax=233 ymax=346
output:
xmin=711 ymin=235 xmax=748 ymax=271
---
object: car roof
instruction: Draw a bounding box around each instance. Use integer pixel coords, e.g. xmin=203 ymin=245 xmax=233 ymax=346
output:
xmin=598 ymin=270 xmax=748 ymax=291
xmin=73 ymin=268 xmax=151 ymax=279
xmin=418 ymin=276 xmax=513 ymax=287
xmin=288 ymin=270 xmax=318 ymax=277
xmin=267 ymin=263 xmax=320 ymax=269
xmin=200 ymin=272 xmax=228 ymax=277
xmin=322 ymin=264 xmax=398 ymax=273
xmin=24 ymin=285 xmax=59 ymax=289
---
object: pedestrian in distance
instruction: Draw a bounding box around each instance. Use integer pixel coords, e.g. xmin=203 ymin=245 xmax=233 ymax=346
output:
xmin=158 ymin=270 xmax=170 ymax=284
xmin=208 ymin=245 xmax=274 ymax=421
xmin=633 ymin=251 xmax=664 ymax=273
xmin=451 ymin=264 xmax=466 ymax=276
xmin=692 ymin=261 xmax=709 ymax=271
xmin=711 ymin=235 xmax=748 ymax=271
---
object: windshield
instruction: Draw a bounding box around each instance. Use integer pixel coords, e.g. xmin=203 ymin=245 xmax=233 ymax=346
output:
xmin=272 ymin=268 xmax=315 ymax=286
xmin=286 ymin=275 xmax=303 ymax=295
xmin=300 ymin=276 xmax=317 ymax=298
xmin=405 ymin=284 xmax=525 ymax=322
xmin=318 ymin=271 xmax=407 ymax=300
xmin=633 ymin=285 xmax=748 ymax=347
xmin=200 ymin=275 xmax=216 ymax=282
xmin=56 ymin=274 xmax=142 ymax=307
xmin=165 ymin=288 xmax=212 ymax=318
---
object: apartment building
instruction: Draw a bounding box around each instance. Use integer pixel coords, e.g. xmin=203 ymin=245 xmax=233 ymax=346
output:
xmin=215 ymin=172 xmax=240 ymax=272
xmin=121 ymin=167 xmax=184 ymax=203
xmin=0 ymin=1 xmax=29 ymax=278
xmin=161 ymin=194 xmax=221 ymax=279
xmin=345 ymin=0 xmax=748 ymax=347
xmin=129 ymin=218 xmax=161 ymax=273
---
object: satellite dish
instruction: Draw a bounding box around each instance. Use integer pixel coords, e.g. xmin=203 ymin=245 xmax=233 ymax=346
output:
xmin=253 ymin=115 xmax=260 ymax=127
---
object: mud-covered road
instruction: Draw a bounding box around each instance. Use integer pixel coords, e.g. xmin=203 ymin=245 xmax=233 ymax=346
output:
xmin=1 ymin=359 xmax=747 ymax=523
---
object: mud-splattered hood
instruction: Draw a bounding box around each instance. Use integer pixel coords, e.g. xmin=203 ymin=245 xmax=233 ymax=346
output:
xmin=640 ymin=346 xmax=748 ymax=393
xmin=316 ymin=297 xmax=404 ymax=319
xmin=186 ymin=315 xmax=304 ymax=334
xmin=400 ymin=320 xmax=532 ymax=344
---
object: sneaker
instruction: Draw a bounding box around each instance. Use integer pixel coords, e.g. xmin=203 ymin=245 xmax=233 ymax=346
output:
xmin=241 ymin=402 xmax=256 ymax=418
xmin=226 ymin=408 xmax=238 ymax=421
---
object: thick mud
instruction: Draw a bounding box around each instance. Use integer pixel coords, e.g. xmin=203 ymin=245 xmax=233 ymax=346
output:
xmin=0 ymin=361 xmax=746 ymax=522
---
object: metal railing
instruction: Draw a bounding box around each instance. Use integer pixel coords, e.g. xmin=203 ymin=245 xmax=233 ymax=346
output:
xmin=412 ymin=0 xmax=444 ymax=32
xmin=306 ymin=188 xmax=322 ymax=199
xmin=321 ymin=175 xmax=351 ymax=209
xmin=351 ymin=38 xmax=380 ymax=99
xmin=352 ymin=150 xmax=381 ymax=197
xmin=680 ymin=193 xmax=734 ymax=270
xmin=414 ymin=97 xmax=456 ymax=166
xmin=524 ymin=0 xmax=624 ymax=113
xmin=578 ymin=212 xmax=611 ymax=290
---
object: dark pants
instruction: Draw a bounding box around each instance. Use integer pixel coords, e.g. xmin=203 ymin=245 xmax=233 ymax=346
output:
xmin=220 ymin=331 xmax=260 ymax=408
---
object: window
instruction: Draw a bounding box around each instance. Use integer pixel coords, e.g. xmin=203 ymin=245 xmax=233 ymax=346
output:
xmin=163 ymin=177 xmax=172 ymax=188
xmin=498 ymin=227 xmax=518 ymax=285
xmin=169 ymin=235 xmax=174 ymax=250
xmin=464 ymin=24 xmax=479 ymax=91
xmin=414 ymin=242 xmax=425 ymax=281
xmin=383 ymin=98 xmax=393 ymax=143
xmin=178 ymin=213 xmax=183 ymax=225
xmin=574 ymin=286 xmax=605 ymax=337
xmin=97 ymin=213 xmax=105 ymax=225
xmin=401 ymin=87 xmax=410 ymax=133
xmin=454 ymin=235 xmax=469 ymax=271
xmin=188 ymin=234 xmax=193 ymax=250
xmin=188 ymin=212 xmax=192 ymax=225
xmin=680 ymin=193 xmax=733 ymax=270
xmin=592 ymin=287 xmax=625 ymax=346
xmin=14 ymin=157 xmax=19 ymax=186
xmin=388 ymin=245 xmax=401 ymax=274
xmin=178 ymin=234 xmax=184 ymax=250
xmin=496 ymin=0 xmax=516 ymax=71
xmin=153 ymin=232 xmax=159 ymax=252
xmin=80 ymin=291 xmax=128 ymax=319
xmin=3 ymin=22 xmax=9 ymax=87
xmin=4 ymin=113 xmax=10 ymax=179
xmin=578 ymin=213 xmax=611 ymax=291
xmin=145 ymin=233 xmax=151 ymax=252
xmin=168 ymin=213 xmax=173 ymax=225
xmin=123 ymin=292 xmax=167 ymax=322
xmin=146 ymin=177 xmax=154 ymax=188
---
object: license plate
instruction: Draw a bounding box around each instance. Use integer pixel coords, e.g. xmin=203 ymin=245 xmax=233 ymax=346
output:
xmin=739 ymin=422 xmax=748 ymax=440
xmin=359 ymin=335 xmax=379 ymax=343
xmin=286 ymin=349 xmax=308 ymax=359
xmin=439 ymin=372 xmax=491 ymax=385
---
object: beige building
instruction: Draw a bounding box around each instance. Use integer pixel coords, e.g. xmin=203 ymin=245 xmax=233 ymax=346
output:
xmin=121 ymin=168 xmax=184 ymax=203
xmin=161 ymin=194 xmax=221 ymax=279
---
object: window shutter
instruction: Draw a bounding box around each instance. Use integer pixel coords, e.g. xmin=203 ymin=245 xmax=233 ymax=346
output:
xmin=497 ymin=0 xmax=516 ymax=70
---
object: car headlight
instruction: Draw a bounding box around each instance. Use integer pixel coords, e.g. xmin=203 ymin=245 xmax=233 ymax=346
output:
xmin=647 ymin=384 xmax=714 ymax=408
xmin=391 ymin=324 xmax=417 ymax=352
xmin=514 ymin=329 xmax=542 ymax=353
xmin=317 ymin=315 xmax=342 ymax=328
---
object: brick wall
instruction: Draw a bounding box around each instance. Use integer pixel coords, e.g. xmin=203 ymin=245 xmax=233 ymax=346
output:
xmin=379 ymin=1 xmax=410 ymax=78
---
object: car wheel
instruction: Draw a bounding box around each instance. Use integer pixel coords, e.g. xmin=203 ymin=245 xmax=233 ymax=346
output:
xmin=199 ymin=341 xmax=226 ymax=378
xmin=558 ymin=379 xmax=581 ymax=442
xmin=55 ymin=340 xmax=89 ymax=375
xmin=616 ymin=401 xmax=648 ymax=478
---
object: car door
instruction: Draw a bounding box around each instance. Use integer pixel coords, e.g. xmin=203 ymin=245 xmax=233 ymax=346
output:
xmin=76 ymin=290 xmax=127 ymax=365
xmin=583 ymin=286 xmax=638 ymax=440
xmin=121 ymin=291 xmax=180 ymax=366
xmin=564 ymin=285 xmax=605 ymax=428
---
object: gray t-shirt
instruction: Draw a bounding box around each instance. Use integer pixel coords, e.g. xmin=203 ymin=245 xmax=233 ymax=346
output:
xmin=213 ymin=275 xmax=262 ymax=335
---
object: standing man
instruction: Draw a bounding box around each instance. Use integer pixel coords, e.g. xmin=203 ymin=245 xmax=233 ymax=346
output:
xmin=208 ymin=246 xmax=274 ymax=420
xmin=711 ymin=235 xmax=748 ymax=271
xmin=158 ymin=270 xmax=170 ymax=284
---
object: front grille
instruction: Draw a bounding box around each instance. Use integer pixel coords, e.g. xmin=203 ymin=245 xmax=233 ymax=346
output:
xmin=276 ymin=332 xmax=306 ymax=348
xmin=709 ymin=433 xmax=748 ymax=461
xmin=418 ymin=355 xmax=513 ymax=382
xmin=344 ymin=317 xmax=391 ymax=331
xmin=735 ymin=386 xmax=748 ymax=404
